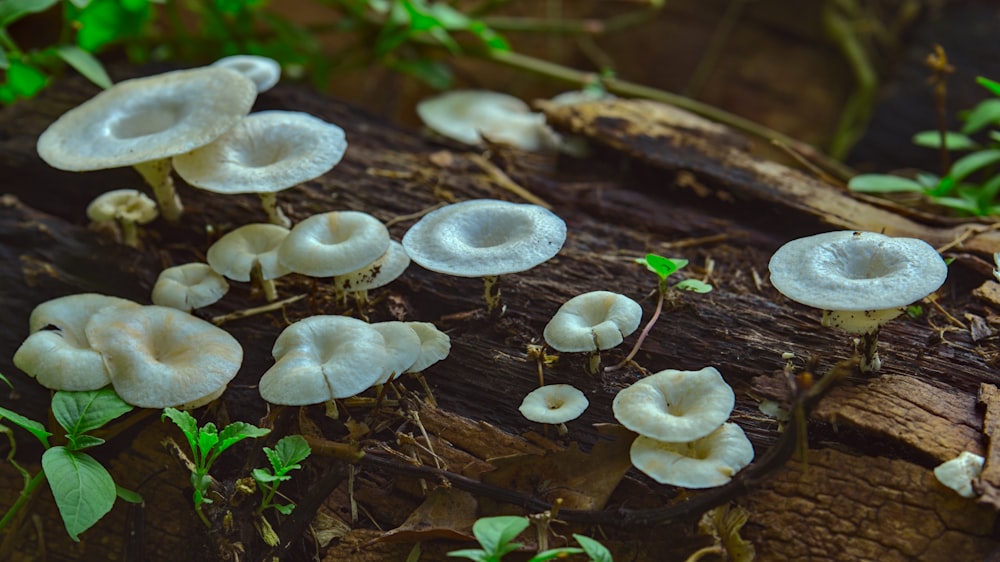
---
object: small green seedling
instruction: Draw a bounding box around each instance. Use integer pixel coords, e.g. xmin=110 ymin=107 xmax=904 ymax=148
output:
xmin=606 ymin=254 xmax=712 ymax=372
xmin=162 ymin=408 xmax=270 ymax=526
xmin=447 ymin=515 xmax=612 ymax=562
xmin=252 ymin=434 xmax=311 ymax=515
xmin=0 ymin=388 xmax=139 ymax=542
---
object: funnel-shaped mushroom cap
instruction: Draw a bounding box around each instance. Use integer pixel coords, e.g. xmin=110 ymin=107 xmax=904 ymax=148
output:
xmin=86 ymin=189 xmax=158 ymax=224
xmin=85 ymin=305 xmax=243 ymax=408
xmin=152 ymin=263 xmax=230 ymax=312
xmin=13 ymin=294 xmax=139 ymax=391
xmin=37 ymin=66 xmax=257 ymax=171
xmin=207 ymin=223 xmax=291 ymax=282
xmin=543 ymin=291 xmax=643 ymax=352
xmin=173 ymin=110 xmax=347 ymax=195
xmin=371 ymin=321 xmax=421 ymax=385
xmin=259 ymin=315 xmax=388 ymax=405
xmin=402 ymin=199 xmax=566 ymax=277
xmin=417 ymin=90 xmax=530 ymax=145
xmin=519 ymin=384 xmax=589 ymax=424
xmin=404 ymin=322 xmax=451 ymax=372
xmin=629 ymin=422 xmax=754 ymax=488
xmin=612 ymin=367 xmax=735 ymax=442
xmin=279 ymin=211 xmax=390 ymax=277
xmin=332 ymin=241 xmax=410 ymax=295
xmin=211 ymin=55 xmax=281 ymax=92
xmin=768 ymin=231 xmax=948 ymax=312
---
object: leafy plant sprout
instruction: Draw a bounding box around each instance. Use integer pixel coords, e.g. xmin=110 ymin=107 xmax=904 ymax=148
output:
xmin=252 ymin=434 xmax=312 ymax=515
xmin=605 ymin=254 xmax=712 ymax=373
xmin=447 ymin=515 xmax=612 ymax=562
xmin=161 ymin=408 xmax=271 ymax=526
xmin=0 ymin=388 xmax=140 ymax=546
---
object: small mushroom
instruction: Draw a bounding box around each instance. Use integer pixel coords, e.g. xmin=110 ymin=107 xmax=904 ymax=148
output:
xmin=85 ymin=189 xmax=158 ymax=247
xmin=401 ymin=321 xmax=451 ymax=405
xmin=629 ymin=422 xmax=755 ymax=488
xmin=331 ymin=240 xmax=410 ymax=305
xmin=258 ymin=315 xmax=388 ymax=405
xmin=768 ymin=230 xmax=948 ymax=373
xmin=13 ymin=293 xmax=139 ymax=391
xmin=543 ymin=291 xmax=643 ymax=374
xmin=518 ymin=384 xmax=589 ymax=435
xmin=206 ymin=223 xmax=291 ymax=302
xmin=211 ymin=54 xmax=281 ymax=92
xmin=85 ymin=305 xmax=243 ymax=408
xmin=173 ymin=111 xmax=348 ymax=226
xmin=416 ymin=90 xmax=559 ymax=151
xmin=278 ymin=211 xmax=390 ymax=277
xmin=371 ymin=321 xmax=421 ymax=385
xmin=612 ymin=366 xmax=735 ymax=443
xmin=933 ymin=451 xmax=985 ymax=498
xmin=401 ymin=199 xmax=566 ymax=314
xmin=151 ymin=263 xmax=230 ymax=312
xmin=36 ymin=66 xmax=257 ymax=221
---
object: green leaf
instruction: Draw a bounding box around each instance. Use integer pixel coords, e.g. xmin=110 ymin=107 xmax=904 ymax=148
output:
xmin=847 ymin=173 xmax=926 ymax=193
xmin=273 ymin=503 xmax=294 ymax=515
xmin=674 ymin=279 xmax=713 ymax=293
xmin=389 ymin=57 xmax=453 ymax=90
xmin=0 ymin=405 xmax=51 ymax=447
xmin=42 ymin=447 xmax=116 ymax=541
xmin=642 ymin=254 xmax=685 ymax=280
xmin=912 ymin=130 xmax=978 ymax=150
xmin=269 ymin=435 xmax=311 ymax=474
xmin=473 ymin=516 xmax=529 ymax=557
xmin=446 ymin=549 xmax=490 ymax=561
xmin=55 ymin=45 xmax=112 ymax=89
xmin=0 ymin=0 xmax=60 ymax=27
xmin=0 ymin=372 xmax=10 ymax=388
xmin=467 ymin=20 xmax=509 ymax=52
xmin=960 ymin=98 xmax=1000 ymax=134
xmin=251 ymin=467 xmax=284 ymax=483
xmin=946 ymin=149 xmax=1000 ymax=183
xmin=51 ymin=389 xmax=132 ymax=439
xmin=527 ymin=548 xmax=584 ymax=562
xmin=162 ymin=407 xmax=199 ymax=454
xmin=977 ymin=76 xmax=1000 ymax=98
xmin=115 ymin=484 xmax=143 ymax=504
xmin=216 ymin=421 xmax=270 ymax=454
xmin=4 ymin=60 xmax=48 ymax=98
xmin=197 ymin=422 xmax=220 ymax=458
xmin=68 ymin=434 xmax=105 ymax=450
xmin=73 ymin=0 xmax=152 ymax=52
xmin=573 ymin=534 xmax=613 ymax=562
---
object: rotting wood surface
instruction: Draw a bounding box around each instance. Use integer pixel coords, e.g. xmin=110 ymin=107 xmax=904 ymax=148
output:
xmin=0 ymin=71 xmax=998 ymax=561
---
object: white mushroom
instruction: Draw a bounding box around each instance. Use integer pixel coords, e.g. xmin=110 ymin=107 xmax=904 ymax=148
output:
xmin=401 ymin=199 xmax=566 ymax=314
xmin=86 ymin=189 xmax=158 ymax=247
xmin=36 ymin=66 xmax=258 ymax=221
xmin=258 ymin=315 xmax=388 ymax=405
xmin=371 ymin=321 xmax=421 ymax=385
xmin=401 ymin=321 xmax=451 ymax=405
xmin=331 ymin=240 xmax=410 ymax=305
xmin=278 ymin=211 xmax=390 ymax=277
xmin=416 ymin=90 xmax=559 ymax=151
xmin=933 ymin=451 xmax=985 ymax=498
xmin=12 ymin=293 xmax=139 ymax=391
xmin=173 ymin=111 xmax=348 ymax=226
xmin=543 ymin=291 xmax=643 ymax=374
xmin=151 ymin=263 xmax=230 ymax=312
xmin=612 ymin=366 xmax=735 ymax=443
xmin=85 ymin=305 xmax=243 ymax=408
xmin=207 ymin=223 xmax=291 ymax=302
xmin=629 ymin=422 xmax=755 ymax=488
xmin=211 ymin=54 xmax=281 ymax=92
xmin=519 ymin=384 xmax=589 ymax=434
xmin=768 ymin=230 xmax=948 ymax=373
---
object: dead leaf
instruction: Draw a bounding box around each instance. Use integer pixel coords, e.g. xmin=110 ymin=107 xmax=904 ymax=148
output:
xmin=373 ymin=486 xmax=478 ymax=544
xmin=698 ymin=503 xmax=756 ymax=562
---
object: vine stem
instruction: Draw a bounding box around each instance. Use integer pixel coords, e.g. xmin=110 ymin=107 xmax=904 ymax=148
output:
xmin=605 ymin=287 xmax=664 ymax=373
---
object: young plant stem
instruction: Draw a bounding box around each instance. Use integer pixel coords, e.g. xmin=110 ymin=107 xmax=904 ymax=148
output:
xmin=0 ymin=471 xmax=46 ymax=559
xmin=605 ymin=286 xmax=665 ymax=373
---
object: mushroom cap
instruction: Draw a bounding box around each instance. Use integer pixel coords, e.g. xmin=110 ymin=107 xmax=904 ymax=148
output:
xmin=612 ymin=366 xmax=735 ymax=442
xmin=278 ymin=211 xmax=390 ymax=277
xmin=401 ymin=199 xmax=566 ymax=277
xmin=172 ymin=110 xmax=347 ymax=195
xmin=371 ymin=321 xmax=421 ymax=385
xmin=404 ymin=322 xmax=451 ymax=373
xmin=259 ymin=315 xmax=388 ymax=405
xmin=543 ymin=290 xmax=643 ymax=352
xmin=85 ymin=305 xmax=243 ymax=408
xmin=416 ymin=90 xmax=531 ymax=145
xmin=768 ymin=230 xmax=948 ymax=312
xmin=151 ymin=263 xmax=230 ymax=312
xmin=12 ymin=293 xmax=139 ymax=391
xmin=933 ymin=451 xmax=985 ymax=498
xmin=211 ymin=54 xmax=281 ymax=92
xmin=207 ymin=223 xmax=292 ymax=282
xmin=332 ymin=240 xmax=410 ymax=294
xmin=86 ymin=189 xmax=159 ymax=224
xmin=629 ymin=422 xmax=755 ymax=488
xmin=37 ymin=66 xmax=257 ymax=171
xmin=518 ymin=384 xmax=589 ymax=424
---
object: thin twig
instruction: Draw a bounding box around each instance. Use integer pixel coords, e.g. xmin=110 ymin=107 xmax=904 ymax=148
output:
xmin=467 ymin=153 xmax=552 ymax=208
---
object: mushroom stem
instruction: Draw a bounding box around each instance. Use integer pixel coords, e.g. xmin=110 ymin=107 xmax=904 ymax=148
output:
xmin=587 ymin=351 xmax=602 ymax=375
xmin=250 ymin=261 xmax=279 ymax=302
xmin=483 ymin=275 xmax=502 ymax=315
xmin=259 ymin=192 xmax=291 ymax=228
xmin=134 ymin=158 xmax=183 ymax=222
xmin=119 ymin=219 xmax=140 ymax=248
xmin=856 ymin=331 xmax=882 ymax=374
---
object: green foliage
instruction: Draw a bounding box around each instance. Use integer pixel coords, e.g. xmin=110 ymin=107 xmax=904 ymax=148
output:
xmin=640 ymin=254 xmax=713 ymax=294
xmin=447 ymin=515 xmax=611 ymax=562
xmin=0 ymin=388 xmax=136 ymax=541
xmin=162 ymin=407 xmax=271 ymax=526
xmin=252 ymin=434 xmax=311 ymax=515
xmin=849 ymin=76 xmax=1000 ymax=216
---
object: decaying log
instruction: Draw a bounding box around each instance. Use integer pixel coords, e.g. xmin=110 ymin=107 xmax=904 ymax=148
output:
xmin=1 ymin=69 xmax=998 ymax=561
